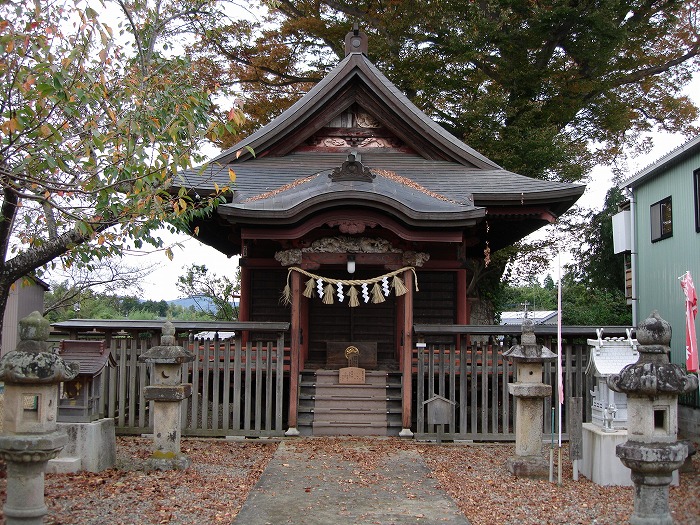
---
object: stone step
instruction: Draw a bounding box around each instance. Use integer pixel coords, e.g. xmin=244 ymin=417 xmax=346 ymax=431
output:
xmin=47 ymin=456 xmax=82 ymax=474
xmin=312 ymin=421 xmax=389 ymax=436
xmin=314 ymin=388 xmax=389 ymax=398
xmin=314 ymin=370 xmax=389 ymax=386
xmin=314 ymin=399 xmax=386 ymax=411
xmin=313 ymin=407 xmax=402 ymax=415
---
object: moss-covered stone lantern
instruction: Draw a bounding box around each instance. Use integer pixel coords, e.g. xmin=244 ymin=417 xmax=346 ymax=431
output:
xmin=138 ymin=321 xmax=194 ymax=470
xmin=607 ymin=311 xmax=699 ymax=525
xmin=503 ymin=319 xmax=557 ymax=478
xmin=0 ymin=311 xmax=79 ymax=525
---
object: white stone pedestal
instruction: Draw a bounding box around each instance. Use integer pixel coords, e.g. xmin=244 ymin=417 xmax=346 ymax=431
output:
xmin=581 ymin=423 xmax=679 ymax=486
xmin=47 ymin=418 xmax=116 ymax=473
xmin=581 ymin=423 xmax=631 ymax=486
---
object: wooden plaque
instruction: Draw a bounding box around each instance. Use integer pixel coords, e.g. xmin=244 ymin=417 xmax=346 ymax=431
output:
xmin=339 ymin=367 xmax=366 ymax=385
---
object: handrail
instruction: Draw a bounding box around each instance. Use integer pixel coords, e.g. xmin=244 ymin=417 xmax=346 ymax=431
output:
xmin=52 ymin=319 xmax=290 ymax=332
xmin=413 ymin=324 xmax=632 ymax=337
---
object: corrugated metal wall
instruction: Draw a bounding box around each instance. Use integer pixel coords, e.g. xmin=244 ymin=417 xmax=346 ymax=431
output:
xmin=634 ymin=154 xmax=700 ymax=366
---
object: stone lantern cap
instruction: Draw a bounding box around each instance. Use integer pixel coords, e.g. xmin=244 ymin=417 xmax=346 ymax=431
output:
xmin=0 ymin=311 xmax=79 ymax=384
xmin=503 ymin=319 xmax=557 ymax=363
xmin=138 ymin=321 xmax=194 ymax=364
xmin=607 ymin=311 xmax=699 ymax=396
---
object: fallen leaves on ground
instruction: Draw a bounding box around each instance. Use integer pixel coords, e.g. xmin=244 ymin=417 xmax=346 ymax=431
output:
xmin=419 ymin=441 xmax=700 ymax=525
xmin=0 ymin=437 xmax=277 ymax=525
xmin=0 ymin=436 xmax=697 ymax=525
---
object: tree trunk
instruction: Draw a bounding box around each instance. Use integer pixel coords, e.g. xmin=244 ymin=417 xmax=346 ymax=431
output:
xmin=0 ymin=275 xmax=13 ymax=355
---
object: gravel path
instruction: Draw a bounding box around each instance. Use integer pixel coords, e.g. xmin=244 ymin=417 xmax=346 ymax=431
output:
xmin=0 ymin=436 xmax=697 ymax=524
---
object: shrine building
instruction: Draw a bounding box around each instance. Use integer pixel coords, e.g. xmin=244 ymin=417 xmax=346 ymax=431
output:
xmin=177 ymin=28 xmax=584 ymax=436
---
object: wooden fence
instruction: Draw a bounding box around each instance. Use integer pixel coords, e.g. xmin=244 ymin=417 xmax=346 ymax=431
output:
xmin=66 ymin=320 xmax=636 ymax=440
xmin=413 ymin=324 xmax=630 ymax=441
xmin=101 ymin=325 xmax=288 ymax=438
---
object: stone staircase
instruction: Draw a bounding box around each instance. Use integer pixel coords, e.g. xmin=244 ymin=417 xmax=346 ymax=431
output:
xmin=298 ymin=370 xmax=402 ymax=436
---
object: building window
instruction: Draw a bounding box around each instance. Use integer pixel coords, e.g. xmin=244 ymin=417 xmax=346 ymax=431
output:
xmin=695 ymin=169 xmax=700 ymax=233
xmin=650 ymin=196 xmax=672 ymax=242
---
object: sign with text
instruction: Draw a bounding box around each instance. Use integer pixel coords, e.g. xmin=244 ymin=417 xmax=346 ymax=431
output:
xmin=339 ymin=367 xmax=366 ymax=385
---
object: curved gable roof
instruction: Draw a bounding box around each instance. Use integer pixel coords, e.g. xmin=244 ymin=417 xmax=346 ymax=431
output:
xmin=212 ymin=51 xmax=500 ymax=169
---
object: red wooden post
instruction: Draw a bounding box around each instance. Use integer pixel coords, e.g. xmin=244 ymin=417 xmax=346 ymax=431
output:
xmin=456 ymin=269 xmax=468 ymax=348
xmin=238 ymin=265 xmax=251 ymax=346
xmin=401 ymin=269 xmax=414 ymax=435
xmin=301 ymin=290 xmax=309 ymax=364
xmin=286 ymin=270 xmax=302 ymax=434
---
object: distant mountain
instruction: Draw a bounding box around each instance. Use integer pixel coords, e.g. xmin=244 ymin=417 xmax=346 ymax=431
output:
xmin=168 ymin=296 xmax=217 ymax=312
xmin=167 ymin=296 xmax=239 ymax=313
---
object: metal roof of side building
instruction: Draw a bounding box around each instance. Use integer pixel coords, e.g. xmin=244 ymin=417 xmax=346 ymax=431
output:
xmin=500 ymin=310 xmax=559 ymax=325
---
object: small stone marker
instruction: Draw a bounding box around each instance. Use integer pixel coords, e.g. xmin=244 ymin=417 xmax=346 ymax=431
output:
xmin=339 ymin=367 xmax=365 ymax=384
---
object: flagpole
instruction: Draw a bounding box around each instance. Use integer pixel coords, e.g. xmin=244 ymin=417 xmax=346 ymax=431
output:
xmin=557 ymin=252 xmax=563 ymax=485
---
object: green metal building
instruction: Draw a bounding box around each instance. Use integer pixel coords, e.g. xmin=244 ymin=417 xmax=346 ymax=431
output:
xmin=616 ymin=135 xmax=700 ymax=367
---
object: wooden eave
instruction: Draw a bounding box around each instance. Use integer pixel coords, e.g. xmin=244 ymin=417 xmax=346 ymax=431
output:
xmin=241 ymin=210 xmax=464 ymax=243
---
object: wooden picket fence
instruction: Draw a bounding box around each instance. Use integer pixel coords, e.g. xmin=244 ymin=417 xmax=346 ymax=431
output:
xmin=413 ymin=324 xmax=629 ymax=441
xmin=89 ymin=321 xmax=632 ymax=440
xmin=103 ymin=328 xmax=288 ymax=438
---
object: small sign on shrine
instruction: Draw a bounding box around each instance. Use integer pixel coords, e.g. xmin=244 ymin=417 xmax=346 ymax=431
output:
xmin=339 ymin=367 xmax=366 ymax=385
xmin=338 ymin=346 xmax=366 ymax=384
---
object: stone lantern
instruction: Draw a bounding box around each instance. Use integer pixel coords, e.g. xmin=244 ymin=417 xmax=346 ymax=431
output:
xmin=503 ymin=319 xmax=557 ymax=478
xmin=607 ymin=311 xmax=699 ymax=525
xmin=138 ymin=321 xmax=194 ymax=470
xmin=0 ymin=311 xmax=79 ymax=525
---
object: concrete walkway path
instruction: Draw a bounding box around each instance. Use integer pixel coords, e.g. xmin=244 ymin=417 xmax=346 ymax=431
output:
xmin=233 ymin=440 xmax=471 ymax=525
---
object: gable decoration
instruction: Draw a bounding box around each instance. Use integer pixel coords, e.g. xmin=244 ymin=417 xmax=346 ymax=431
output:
xmin=281 ymin=267 xmax=418 ymax=307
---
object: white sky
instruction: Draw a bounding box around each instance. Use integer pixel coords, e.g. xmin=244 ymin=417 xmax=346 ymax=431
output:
xmin=134 ymin=76 xmax=700 ymax=301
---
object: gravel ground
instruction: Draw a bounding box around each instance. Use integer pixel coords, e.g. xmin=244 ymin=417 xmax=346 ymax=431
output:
xmin=0 ymin=436 xmax=697 ymax=524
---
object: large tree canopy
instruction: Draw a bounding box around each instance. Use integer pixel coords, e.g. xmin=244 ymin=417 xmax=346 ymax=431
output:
xmin=0 ymin=0 xmax=238 ymax=348
xmin=191 ymin=0 xmax=699 ymax=181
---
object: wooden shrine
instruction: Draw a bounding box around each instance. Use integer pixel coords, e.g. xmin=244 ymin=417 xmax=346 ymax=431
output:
xmin=176 ymin=27 xmax=584 ymax=436
xmin=58 ymin=340 xmax=115 ymax=423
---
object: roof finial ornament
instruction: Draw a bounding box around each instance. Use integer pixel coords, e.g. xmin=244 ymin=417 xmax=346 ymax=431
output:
xmin=345 ymin=24 xmax=368 ymax=56
xmin=329 ymin=151 xmax=375 ymax=182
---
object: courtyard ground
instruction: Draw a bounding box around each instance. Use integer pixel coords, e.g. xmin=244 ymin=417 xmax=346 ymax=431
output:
xmin=0 ymin=436 xmax=697 ymax=524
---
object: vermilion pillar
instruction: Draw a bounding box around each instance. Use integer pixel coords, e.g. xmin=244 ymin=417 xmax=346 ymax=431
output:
xmin=238 ymin=265 xmax=251 ymax=346
xmin=400 ymin=269 xmax=414 ymax=437
xmin=285 ymin=270 xmax=302 ymax=435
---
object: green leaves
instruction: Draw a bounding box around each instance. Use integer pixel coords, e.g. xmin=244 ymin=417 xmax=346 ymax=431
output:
xmin=193 ymin=0 xmax=700 ymax=180
xmin=0 ymin=0 xmax=238 ymax=290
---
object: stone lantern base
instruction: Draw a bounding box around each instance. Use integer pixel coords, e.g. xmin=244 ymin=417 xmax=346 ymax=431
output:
xmin=617 ymin=440 xmax=688 ymax=525
xmin=0 ymin=431 xmax=67 ymax=525
xmin=506 ymin=454 xmax=549 ymax=478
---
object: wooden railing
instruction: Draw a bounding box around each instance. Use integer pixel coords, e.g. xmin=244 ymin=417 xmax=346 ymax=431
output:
xmin=53 ymin=320 xmax=649 ymax=439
